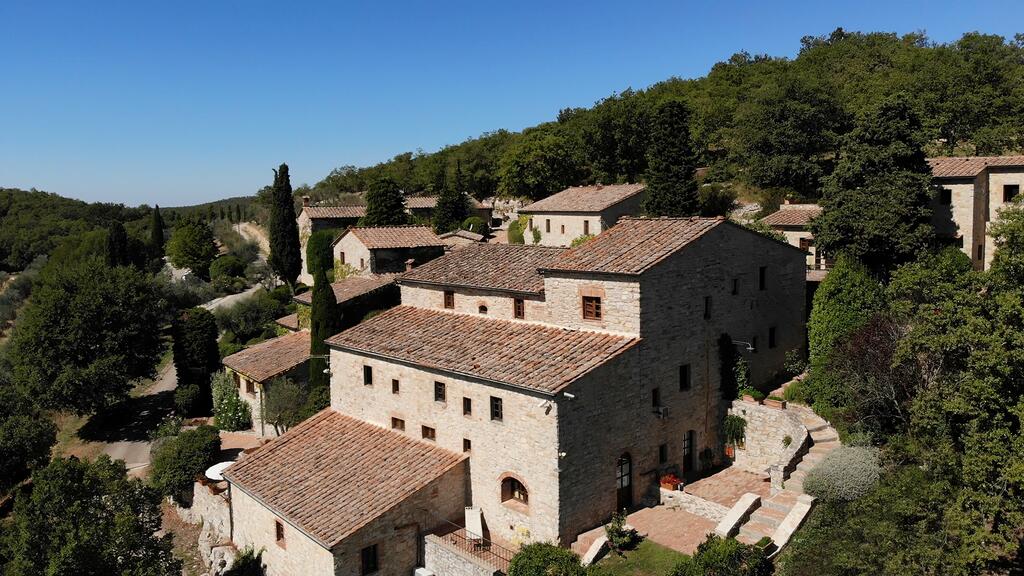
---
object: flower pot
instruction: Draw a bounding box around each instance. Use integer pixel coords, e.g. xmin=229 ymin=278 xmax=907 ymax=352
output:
xmin=742 ymin=394 xmax=762 ymax=404
xmin=725 ymin=445 xmax=735 ymax=458
xmin=660 ymin=482 xmax=675 ymax=490
xmin=764 ymin=398 xmax=787 ymax=409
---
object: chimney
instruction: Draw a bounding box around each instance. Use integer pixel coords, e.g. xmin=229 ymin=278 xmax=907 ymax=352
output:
xmin=783 ymin=197 xmax=791 ymax=205
xmin=302 ymin=195 xmax=311 ymax=207
xmin=405 ymin=258 xmax=416 ymax=272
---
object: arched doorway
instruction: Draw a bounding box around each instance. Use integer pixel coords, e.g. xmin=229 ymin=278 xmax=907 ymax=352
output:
xmin=615 ymin=453 xmax=633 ymax=511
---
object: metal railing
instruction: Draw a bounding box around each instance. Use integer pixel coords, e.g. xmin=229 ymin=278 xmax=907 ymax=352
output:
xmin=432 ymin=518 xmax=515 ymax=574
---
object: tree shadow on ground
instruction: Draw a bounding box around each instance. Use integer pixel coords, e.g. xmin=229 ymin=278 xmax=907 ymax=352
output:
xmin=78 ymin=390 xmax=176 ymax=442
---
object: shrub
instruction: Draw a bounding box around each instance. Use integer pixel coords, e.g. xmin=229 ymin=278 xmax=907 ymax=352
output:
xmin=531 ymin=227 xmax=541 ymax=244
xmin=212 ymin=371 xmax=252 ymax=432
xmin=783 ymin=349 xmax=808 ymax=378
xmin=803 ymin=446 xmax=880 ymax=502
xmin=150 ymin=415 xmax=183 ymax=441
xmin=508 ymin=543 xmax=585 ymax=576
xmin=671 ymin=534 xmax=772 ymax=576
xmin=210 ymin=255 xmax=245 ymax=280
xmin=508 ymin=220 xmax=525 ymax=244
xmin=605 ymin=509 xmax=639 ymax=552
xmin=214 ymin=290 xmax=284 ymax=341
xmin=570 ymin=234 xmax=594 ymax=247
xmin=738 ymin=386 xmax=764 ymax=401
xmin=224 ymin=547 xmax=265 ymax=576
xmin=150 ymin=425 xmax=222 ymax=505
xmin=723 ymin=415 xmax=747 ymax=445
xmin=218 ymin=331 xmax=245 ymax=359
xmin=734 ymin=356 xmax=750 ymax=391
xmin=698 ymin=183 xmax=738 ymax=216
xmin=462 ymin=216 xmax=490 ymax=237
xmin=174 ymin=383 xmax=202 ymax=416
xmin=782 ymin=435 xmax=793 ymax=448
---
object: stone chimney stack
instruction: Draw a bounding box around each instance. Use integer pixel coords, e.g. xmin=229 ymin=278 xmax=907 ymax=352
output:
xmin=302 ymin=196 xmax=311 ymax=207
xmin=405 ymin=258 xmax=416 ymax=272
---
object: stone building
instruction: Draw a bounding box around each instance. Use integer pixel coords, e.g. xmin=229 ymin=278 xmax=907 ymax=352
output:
xmin=292 ymin=275 xmax=401 ymax=332
xmin=297 ymin=202 xmax=366 ymax=285
xmin=928 ymin=155 xmax=1024 ymax=269
xmin=405 ymin=196 xmax=491 ymax=223
xmin=438 ymin=229 xmax=485 ymax=249
xmin=222 ymin=217 xmax=806 ymax=575
xmin=222 ymin=330 xmax=311 ymax=437
xmin=520 ymin=183 xmax=646 ymax=247
xmin=760 ymin=203 xmax=827 ymax=281
xmin=332 ymin=226 xmax=446 ymax=276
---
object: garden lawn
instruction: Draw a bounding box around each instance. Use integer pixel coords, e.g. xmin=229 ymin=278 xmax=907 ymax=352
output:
xmin=594 ymin=539 xmax=688 ymax=576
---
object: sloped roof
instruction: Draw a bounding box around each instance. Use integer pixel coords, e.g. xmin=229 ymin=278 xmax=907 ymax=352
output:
xmin=275 ymin=314 xmax=300 ymax=331
xmin=398 ymin=243 xmax=565 ymax=295
xmin=543 ymin=217 xmax=725 ymax=276
xmin=335 ymin=226 xmax=445 ymax=250
xmin=928 ymin=156 xmax=1024 ymax=178
xmin=293 ymin=275 xmax=397 ymax=306
xmin=223 ymin=409 xmax=465 ymax=549
xmin=303 ymin=206 xmax=366 ymax=219
xmin=222 ymin=330 xmax=310 ymax=383
xmin=405 ymin=196 xmax=484 ymax=210
xmin=326 ymin=306 xmax=639 ymax=394
xmin=438 ymin=229 xmax=484 ymax=242
xmin=521 ymin=184 xmax=645 ymax=213
xmin=761 ymin=204 xmax=822 ymax=227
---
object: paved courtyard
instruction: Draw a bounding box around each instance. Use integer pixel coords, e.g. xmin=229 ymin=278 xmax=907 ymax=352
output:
xmin=683 ymin=466 xmax=771 ymax=507
xmin=572 ymin=505 xmax=716 ymax=556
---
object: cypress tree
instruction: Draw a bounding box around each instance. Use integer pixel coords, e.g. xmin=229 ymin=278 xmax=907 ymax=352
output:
xmin=171 ymin=307 xmax=220 ymax=415
xmin=267 ymin=164 xmax=302 ymax=285
xmin=306 ymin=230 xmax=335 ymax=279
xmin=234 ymin=204 xmax=242 ymax=223
xmin=361 ymin=176 xmax=407 ymax=226
xmin=307 ymin=265 xmax=338 ymax=404
xmin=105 ymin=221 xmax=129 ymax=267
xmin=433 ymin=161 xmax=471 ymax=233
xmin=642 ymin=99 xmax=700 ymax=216
xmin=150 ymin=205 xmax=165 ymax=252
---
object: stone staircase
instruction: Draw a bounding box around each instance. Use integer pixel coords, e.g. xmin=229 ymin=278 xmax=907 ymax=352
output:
xmin=734 ymin=404 xmax=841 ymax=546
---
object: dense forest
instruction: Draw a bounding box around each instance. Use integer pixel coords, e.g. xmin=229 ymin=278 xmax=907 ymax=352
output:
xmin=305 ymin=30 xmax=1024 ymax=207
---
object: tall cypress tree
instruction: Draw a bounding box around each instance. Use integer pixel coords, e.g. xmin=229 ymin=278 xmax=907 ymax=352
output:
xmin=307 ymin=264 xmax=338 ymax=409
xmin=171 ymin=307 xmax=219 ymax=415
xmin=642 ymin=99 xmax=699 ymax=217
xmin=234 ymin=204 xmax=242 ymax=223
xmin=433 ymin=161 xmax=471 ymax=233
xmin=150 ymin=205 xmax=165 ymax=253
xmin=267 ymin=164 xmax=302 ymax=285
xmin=360 ymin=176 xmax=408 ymax=226
xmin=105 ymin=222 xmax=129 ymax=267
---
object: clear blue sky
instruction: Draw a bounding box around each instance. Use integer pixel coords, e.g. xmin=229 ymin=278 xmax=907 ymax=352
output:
xmin=1 ymin=0 xmax=1021 ymax=206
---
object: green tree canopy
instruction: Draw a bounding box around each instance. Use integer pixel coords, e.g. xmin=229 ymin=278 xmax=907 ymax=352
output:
xmin=671 ymin=534 xmax=772 ymax=576
xmin=433 ymin=162 xmax=471 ymax=233
xmin=988 ymin=198 xmax=1024 ymax=287
xmin=361 ymin=176 xmax=408 ymax=226
xmin=149 ymin=425 xmax=221 ymax=505
xmin=307 ymin=266 xmax=338 ymax=413
xmin=8 ymin=258 xmax=165 ymax=414
xmin=497 ymin=129 xmax=582 ymax=200
xmin=0 ymin=382 xmax=57 ymax=495
xmin=642 ymin=99 xmax=700 ymax=216
xmin=171 ymin=307 xmax=220 ymax=415
xmin=507 ymin=543 xmax=585 ymax=576
xmin=104 ymin=221 xmax=129 ymax=267
xmin=305 ymin=230 xmax=335 ymax=279
xmin=166 ymin=219 xmax=217 ymax=280
xmin=267 ymin=163 xmax=302 ymax=285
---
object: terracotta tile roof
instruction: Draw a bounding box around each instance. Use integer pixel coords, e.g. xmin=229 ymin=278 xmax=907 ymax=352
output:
xmin=223 ymin=409 xmax=465 ymax=549
xmin=293 ymin=275 xmax=398 ymax=306
xmin=928 ymin=156 xmax=1024 ymax=178
xmin=405 ymin=196 xmax=484 ymax=210
xmin=398 ymin=243 xmax=565 ymax=295
xmin=543 ymin=217 xmax=725 ymax=276
xmin=303 ymin=206 xmax=366 ymax=219
xmin=521 ymin=184 xmax=645 ymax=213
xmin=761 ymin=204 xmax=822 ymax=227
xmin=438 ymin=229 xmax=484 ymax=242
xmin=222 ymin=331 xmax=310 ymax=383
xmin=275 ymin=313 xmax=300 ymax=331
xmin=327 ymin=306 xmax=638 ymax=393
xmin=334 ymin=226 xmax=445 ymax=250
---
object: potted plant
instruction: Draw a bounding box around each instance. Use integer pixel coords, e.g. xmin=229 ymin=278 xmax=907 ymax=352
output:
xmin=764 ymin=395 xmax=787 ymax=409
xmin=660 ymin=473 xmax=682 ymax=490
xmin=738 ymin=386 xmax=765 ymax=404
xmin=723 ymin=414 xmax=747 ymax=458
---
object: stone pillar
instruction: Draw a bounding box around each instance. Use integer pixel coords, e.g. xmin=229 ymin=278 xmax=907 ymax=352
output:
xmin=769 ymin=464 xmax=783 ymax=496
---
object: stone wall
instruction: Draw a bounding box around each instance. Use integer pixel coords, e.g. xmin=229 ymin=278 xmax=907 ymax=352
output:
xmin=333 ymin=234 xmax=373 ymax=275
xmin=399 ymin=284 xmax=548 ymax=324
xmin=729 ymin=400 xmax=807 ymax=475
xmin=542 ymin=274 xmax=641 ymax=335
xmin=526 ymin=213 xmax=603 ymax=247
xmin=659 ymin=488 xmax=729 ymax=521
xmin=423 ymin=535 xmax=501 ymax=576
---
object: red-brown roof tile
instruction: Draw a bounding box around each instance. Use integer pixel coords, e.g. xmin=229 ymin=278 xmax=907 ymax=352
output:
xmin=404 ymin=196 xmax=485 ymax=210
xmin=398 ymin=243 xmax=565 ymax=295
xmin=293 ymin=275 xmax=398 ymax=305
xmin=303 ymin=206 xmax=366 ymax=219
xmin=222 ymin=331 xmax=310 ymax=383
xmin=275 ymin=314 xmax=300 ymax=331
xmin=543 ymin=217 xmax=724 ymax=276
xmin=761 ymin=204 xmax=822 ymax=227
xmin=521 ymin=184 xmax=645 ymax=213
xmin=335 ymin=226 xmax=445 ymax=250
xmin=928 ymin=156 xmax=1024 ymax=178
xmin=326 ymin=306 xmax=638 ymax=393
xmin=223 ymin=409 xmax=465 ymax=549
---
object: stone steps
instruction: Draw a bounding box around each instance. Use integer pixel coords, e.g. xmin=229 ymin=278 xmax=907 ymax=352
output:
xmin=786 ymin=478 xmax=804 ymax=492
xmin=735 ymin=532 xmax=763 ymax=546
xmin=738 ymin=519 xmax=776 ymax=542
xmin=748 ymin=505 xmax=788 ymax=529
xmin=808 ymin=440 xmax=840 ymax=454
xmin=763 ymin=490 xmax=799 ymax=512
xmin=810 ymin=429 xmax=839 ymax=443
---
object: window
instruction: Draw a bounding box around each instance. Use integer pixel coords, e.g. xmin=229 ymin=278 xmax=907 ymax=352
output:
xmin=751 ymin=336 xmax=758 ymax=353
xmin=490 ymin=396 xmax=503 ymax=421
xmin=940 ymin=188 xmax=953 ymax=205
xmin=768 ymin=327 xmax=777 ymax=349
xmin=434 ymin=381 xmax=446 ymax=403
xmin=651 ymin=387 xmax=661 ymax=408
xmin=363 ymin=365 xmax=373 ymax=386
xmin=584 ymin=220 xmax=590 ymax=235
xmin=463 ymin=438 xmax=472 ymax=452
xmin=513 ymin=298 xmax=525 ymax=319
xmin=759 ymin=266 xmax=767 ymax=290
xmin=339 ymin=252 xmax=346 ymax=265
xmin=359 ymin=258 xmax=365 ymax=268
xmin=731 ymin=278 xmax=739 ymax=295
xmin=443 ymin=290 xmax=455 ymax=309
xmin=1005 ymin=184 xmax=1019 ymax=203
xmin=463 ymin=397 xmax=472 ymax=416
xmin=978 ymin=244 xmax=985 ymax=261
xmin=478 ymin=305 xmax=488 ymax=314
xmin=659 ymin=443 xmax=668 ymax=464
xmin=245 ymin=380 xmax=255 ymax=395
xmin=275 ymin=520 xmax=285 ymax=547
xmin=582 ymin=296 xmax=602 ymax=320
xmin=391 ymin=417 xmax=405 ymax=431
xmin=392 ymin=379 xmax=400 ymax=394
xmin=560 ymin=224 xmax=565 ymax=234
xmin=360 ymin=544 xmax=379 ymax=576
xmin=422 ymin=426 xmax=436 ymax=441
xmin=501 ymin=477 xmax=528 ymax=504
xmin=703 ymin=296 xmax=712 ymax=319
xmin=679 ymin=364 xmax=691 ymax=391
xmin=545 ymin=219 xmax=551 ymax=233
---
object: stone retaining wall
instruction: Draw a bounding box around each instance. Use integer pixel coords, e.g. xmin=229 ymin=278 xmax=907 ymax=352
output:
xmin=424 ymin=534 xmax=501 ymax=576
xmin=729 ymin=400 xmax=808 ymax=476
xmin=659 ymin=488 xmax=729 ymax=521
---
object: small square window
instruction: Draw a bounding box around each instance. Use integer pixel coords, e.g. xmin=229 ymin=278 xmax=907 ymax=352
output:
xmin=245 ymin=380 xmax=255 ymax=395
xmin=392 ymin=379 xmax=400 ymax=394
xmin=584 ymin=220 xmax=590 ymax=235
xmin=560 ymin=224 xmax=565 ymax=234
xmin=679 ymin=364 xmax=691 ymax=391
xmin=582 ymin=296 xmax=602 ymax=320
xmin=443 ymin=291 xmax=455 ymax=309
xmin=651 ymin=387 xmax=661 ymax=408
xmin=513 ymin=298 xmax=525 ymax=319
xmin=1004 ymin=184 xmax=1019 ymax=203
xmin=768 ymin=327 xmax=777 ymax=349
xmin=434 ymin=382 xmax=446 ymax=403
xmin=422 ymin=426 xmax=436 ymax=441
xmin=546 ymin=219 xmax=551 ymax=233
xmin=703 ymin=296 xmax=712 ymax=319
xmin=275 ymin=520 xmax=285 ymax=547
xmin=463 ymin=397 xmax=472 ymax=416
xmin=659 ymin=443 xmax=668 ymax=464
xmin=731 ymin=278 xmax=739 ymax=295
xmin=391 ymin=417 xmax=405 ymax=431
xmin=463 ymin=438 xmax=472 ymax=452
xmin=363 ymin=365 xmax=373 ymax=386
xmin=940 ymin=188 xmax=953 ymax=205
xmin=759 ymin=266 xmax=767 ymax=290
xmin=360 ymin=544 xmax=379 ymax=576
xmin=490 ymin=396 xmax=503 ymax=421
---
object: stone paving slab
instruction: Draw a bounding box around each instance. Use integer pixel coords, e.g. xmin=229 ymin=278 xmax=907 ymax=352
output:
xmin=684 ymin=467 xmax=771 ymax=507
